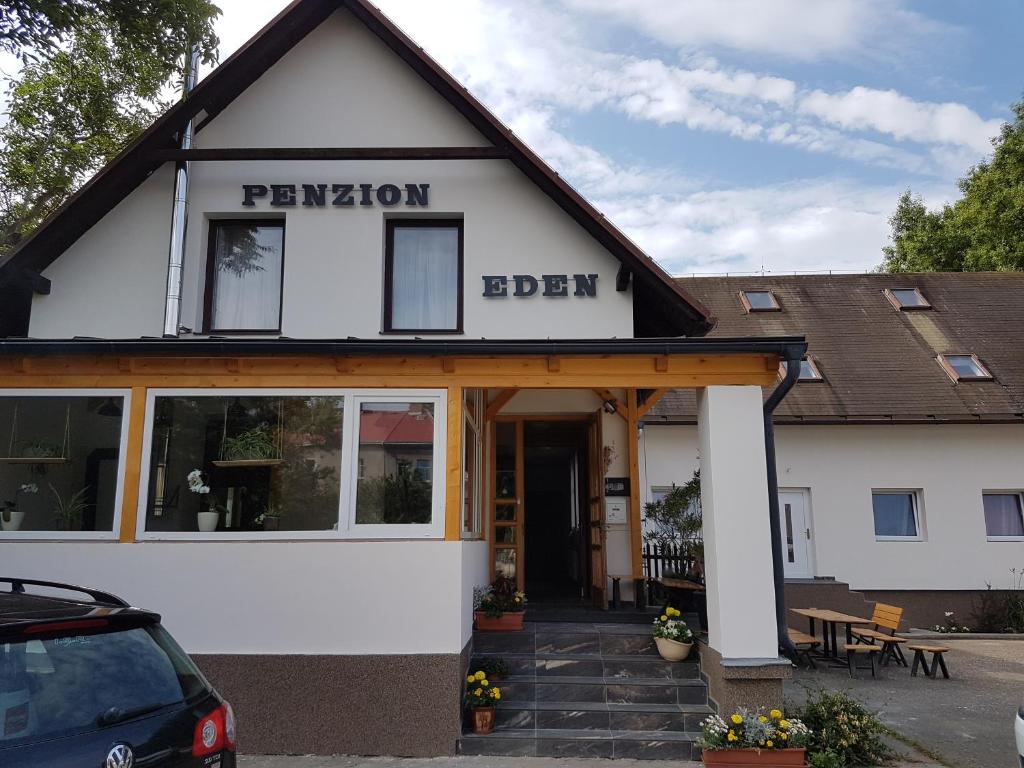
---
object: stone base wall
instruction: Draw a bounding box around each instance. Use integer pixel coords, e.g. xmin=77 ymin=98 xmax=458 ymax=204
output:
xmin=195 ymin=647 xmax=469 ymax=756
xmin=699 ymin=644 xmax=791 ymax=716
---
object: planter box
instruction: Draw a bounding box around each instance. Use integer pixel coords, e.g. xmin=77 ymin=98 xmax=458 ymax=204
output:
xmin=655 ymin=636 xmax=693 ymax=661
xmin=703 ymin=747 xmax=806 ymax=767
xmin=474 ymin=611 xmax=525 ymax=631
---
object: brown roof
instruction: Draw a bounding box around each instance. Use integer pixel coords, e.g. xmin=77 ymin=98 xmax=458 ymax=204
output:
xmin=0 ymin=0 xmax=712 ymax=338
xmin=647 ymin=272 xmax=1024 ymax=424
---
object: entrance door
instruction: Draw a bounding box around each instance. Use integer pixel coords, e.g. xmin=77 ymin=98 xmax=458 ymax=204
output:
xmin=778 ymin=490 xmax=812 ymax=578
xmin=586 ymin=413 xmax=606 ymax=607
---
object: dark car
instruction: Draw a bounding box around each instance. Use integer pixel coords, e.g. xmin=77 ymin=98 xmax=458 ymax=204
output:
xmin=0 ymin=577 xmax=236 ymax=767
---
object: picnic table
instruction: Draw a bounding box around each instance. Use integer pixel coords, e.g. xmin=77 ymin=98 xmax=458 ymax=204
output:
xmin=791 ymin=608 xmax=871 ymax=661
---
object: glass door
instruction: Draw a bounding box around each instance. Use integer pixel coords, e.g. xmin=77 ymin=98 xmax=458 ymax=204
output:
xmin=491 ymin=420 xmax=524 ymax=590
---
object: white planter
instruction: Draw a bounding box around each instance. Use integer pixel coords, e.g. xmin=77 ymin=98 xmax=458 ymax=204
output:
xmin=1 ymin=510 xmax=26 ymax=532
xmin=654 ymin=636 xmax=693 ymax=662
xmin=197 ymin=511 xmax=220 ymax=532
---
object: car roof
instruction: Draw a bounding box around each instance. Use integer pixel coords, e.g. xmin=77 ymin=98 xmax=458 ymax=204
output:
xmin=0 ymin=579 xmax=159 ymax=636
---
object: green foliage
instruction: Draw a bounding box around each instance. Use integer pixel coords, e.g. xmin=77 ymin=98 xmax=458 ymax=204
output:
xmin=48 ymin=483 xmax=89 ymax=531
xmin=798 ymin=690 xmax=895 ymax=766
xmin=476 ymin=657 xmax=510 ymax=678
xmin=972 ymin=568 xmax=1024 ymax=632
xmin=355 ymin=463 xmax=433 ymax=524
xmin=642 ymin=469 xmax=703 ymax=563
xmin=807 ymin=751 xmax=844 ymax=768
xmin=881 ymin=100 xmax=1024 ymax=272
xmin=220 ymin=424 xmax=279 ymax=461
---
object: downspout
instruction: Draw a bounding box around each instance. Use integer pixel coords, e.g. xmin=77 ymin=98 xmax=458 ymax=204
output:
xmin=162 ymin=46 xmax=201 ymax=338
xmin=764 ymin=343 xmax=806 ymax=660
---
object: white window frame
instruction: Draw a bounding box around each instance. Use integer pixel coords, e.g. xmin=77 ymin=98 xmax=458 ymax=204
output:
xmin=462 ymin=389 xmax=483 ymax=539
xmin=982 ymin=490 xmax=1024 ymax=542
xmin=871 ymin=489 xmax=924 ymax=542
xmin=136 ymin=388 xmax=446 ymax=541
xmin=0 ymin=388 xmax=132 ymax=541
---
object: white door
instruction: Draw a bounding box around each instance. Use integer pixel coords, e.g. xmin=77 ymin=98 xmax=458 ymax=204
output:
xmin=778 ymin=491 xmax=812 ymax=579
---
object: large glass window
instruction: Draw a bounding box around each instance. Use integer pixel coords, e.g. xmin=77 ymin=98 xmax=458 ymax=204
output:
xmin=384 ymin=220 xmax=462 ymax=333
xmin=204 ymin=220 xmax=284 ymax=333
xmin=983 ymin=493 xmax=1024 ymax=539
xmin=0 ymin=392 xmax=128 ymax=537
xmin=143 ymin=394 xmax=343 ymax=535
xmin=871 ymin=491 xmax=921 ymax=539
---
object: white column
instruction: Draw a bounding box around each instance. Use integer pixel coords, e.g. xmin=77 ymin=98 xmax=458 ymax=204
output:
xmin=697 ymin=385 xmax=779 ymax=660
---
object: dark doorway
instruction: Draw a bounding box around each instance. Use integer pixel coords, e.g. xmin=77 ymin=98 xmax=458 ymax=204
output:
xmin=523 ymin=420 xmax=589 ymax=601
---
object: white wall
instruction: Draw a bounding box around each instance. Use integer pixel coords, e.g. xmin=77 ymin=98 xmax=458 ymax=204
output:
xmin=0 ymin=540 xmax=484 ymax=655
xmin=29 ymin=8 xmax=634 ymax=340
xmin=642 ymin=422 xmax=1024 ymax=591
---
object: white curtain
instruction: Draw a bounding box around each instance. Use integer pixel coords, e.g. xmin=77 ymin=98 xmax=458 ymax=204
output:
xmin=872 ymin=493 xmax=917 ymax=537
xmin=212 ymin=225 xmax=283 ymax=331
xmin=391 ymin=226 xmax=458 ymax=330
xmin=984 ymin=494 xmax=1024 ymax=537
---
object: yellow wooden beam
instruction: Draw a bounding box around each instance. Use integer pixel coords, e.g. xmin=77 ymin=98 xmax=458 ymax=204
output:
xmin=118 ymin=386 xmax=148 ymax=542
xmin=637 ymin=388 xmax=670 ymax=420
xmin=445 ymin=385 xmax=464 ymax=541
xmin=626 ymin=389 xmax=643 ymax=581
xmin=485 ymin=389 xmax=518 ymax=419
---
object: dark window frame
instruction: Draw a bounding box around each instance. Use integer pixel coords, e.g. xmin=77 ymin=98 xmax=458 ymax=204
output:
xmin=739 ymin=289 xmax=781 ymax=313
xmin=937 ymin=353 xmax=993 ymax=382
xmin=203 ymin=218 xmax=285 ymax=335
xmin=382 ymin=219 xmax=464 ymax=334
xmin=884 ymin=287 xmax=931 ymax=311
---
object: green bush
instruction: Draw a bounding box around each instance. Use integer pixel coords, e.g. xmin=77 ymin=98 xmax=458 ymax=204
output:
xmin=798 ymin=691 xmax=895 ymax=766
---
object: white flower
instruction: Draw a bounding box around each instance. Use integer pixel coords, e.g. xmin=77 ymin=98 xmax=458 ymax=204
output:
xmin=945 ymin=611 xmax=954 ymax=617
xmin=199 ymin=485 xmax=210 ymax=494
xmin=18 ymin=483 xmax=38 ymax=494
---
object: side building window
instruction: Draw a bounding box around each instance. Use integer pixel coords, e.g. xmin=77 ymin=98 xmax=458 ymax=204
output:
xmin=384 ymin=220 xmax=463 ymax=333
xmin=0 ymin=392 xmax=130 ymax=538
xmin=983 ymin=493 xmax=1024 ymax=539
xmin=204 ymin=220 xmax=284 ymax=333
xmin=871 ymin=490 xmax=922 ymax=540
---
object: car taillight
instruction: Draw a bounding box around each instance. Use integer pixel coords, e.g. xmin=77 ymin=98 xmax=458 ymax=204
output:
xmin=192 ymin=702 xmax=236 ymax=757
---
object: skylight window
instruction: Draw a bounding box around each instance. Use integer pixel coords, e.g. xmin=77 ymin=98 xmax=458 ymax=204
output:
xmin=780 ymin=357 xmax=823 ymax=382
xmin=938 ymin=354 xmax=992 ymax=382
xmin=885 ymin=287 xmax=931 ymax=311
xmin=740 ymin=290 xmax=780 ymax=312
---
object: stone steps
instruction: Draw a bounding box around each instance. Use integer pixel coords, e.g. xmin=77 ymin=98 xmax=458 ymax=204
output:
xmin=481 ymin=652 xmax=699 ymax=680
xmin=495 ymin=700 xmax=713 ymax=732
xmin=459 ymin=728 xmax=702 ymax=760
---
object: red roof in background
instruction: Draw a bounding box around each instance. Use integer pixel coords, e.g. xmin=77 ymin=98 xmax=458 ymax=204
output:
xmin=359 ymin=409 xmax=433 ymax=444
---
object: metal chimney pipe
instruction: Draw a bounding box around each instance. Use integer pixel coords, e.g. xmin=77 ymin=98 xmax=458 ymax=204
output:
xmin=162 ymin=45 xmax=201 ymax=338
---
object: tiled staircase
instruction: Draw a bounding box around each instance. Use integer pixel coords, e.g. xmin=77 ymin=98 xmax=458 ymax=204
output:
xmin=458 ymin=620 xmax=712 ymax=760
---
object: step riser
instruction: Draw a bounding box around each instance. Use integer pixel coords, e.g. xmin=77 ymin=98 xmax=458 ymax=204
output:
xmin=498 ymin=681 xmax=707 ymax=705
xmin=473 ymin=632 xmax=661 ymax=657
xmin=458 ymin=736 xmax=699 ymax=761
xmin=470 ymin=658 xmax=699 ymax=679
xmin=495 ymin=708 xmax=706 ymax=732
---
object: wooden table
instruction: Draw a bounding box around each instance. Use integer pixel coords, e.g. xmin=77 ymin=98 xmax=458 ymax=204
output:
xmin=791 ymin=608 xmax=871 ymax=660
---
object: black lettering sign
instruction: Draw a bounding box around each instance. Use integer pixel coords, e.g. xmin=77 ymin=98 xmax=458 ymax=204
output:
xmin=376 ymin=183 xmax=402 ymax=206
xmin=483 ymin=274 xmax=599 ymax=299
xmin=573 ymin=274 xmax=598 ymax=297
xmin=513 ymin=275 xmax=538 ymax=297
xmin=482 ymin=276 xmax=509 ymax=297
xmin=302 ymin=183 xmax=327 ymax=207
xmin=358 ymin=183 xmax=374 ymax=206
xmin=246 ymin=183 xmax=430 ymax=208
xmin=270 ymin=184 xmax=297 ymax=206
xmin=405 ymin=183 xmax=429 ymax=206
xmin=542 ymin=274 xmax=568 ymax=297
xmin=331 ymin=184 xmax=355 ymax=207
xmin=242 ymin=184 xmax=268 ymax=206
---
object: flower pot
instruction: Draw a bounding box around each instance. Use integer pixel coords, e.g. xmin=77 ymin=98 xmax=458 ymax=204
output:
xmin=702 ymin=747 xmax=806 ymax=766
xmin=197 ymin=511 xmax=220 ymax=532
xmin=470 ymin=706 xmax=496 ymax=735
xmin=262 ymin=517 xmax=280 ymax=531
xmin=655 ymin=636 xmax=693 ymax=661
xmin=1 ymin=510 xmax=26 ymax=532
xmin=474 ymin=611 xmax=525 ymax=631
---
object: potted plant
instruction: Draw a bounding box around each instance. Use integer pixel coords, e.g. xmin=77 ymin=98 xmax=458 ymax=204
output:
xmin=700 ymin=708 xmax=810 ymax=766
xmin=464 ymin=669 xmax=501 ymax=734
xmin=255 ymin=504 xmax=283 ymax=531
xmin=49 ymin=484 xmax=90 ymax=532
xmin=1 ymin=483 xmax=38 ymax=531
xmin=473 ymin=578 xmax=527 ymax=631
xmin=187 ymin=469 xmax=221 ymax=532
xmin=477 ymin=657 xmax=510 ymax=682
xmin=653 ymin=606 xmax=695 ymax=661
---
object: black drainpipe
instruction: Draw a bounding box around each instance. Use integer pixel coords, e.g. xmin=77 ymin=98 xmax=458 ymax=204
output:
xmin=764 ymin=343 xmax=806 ymax=660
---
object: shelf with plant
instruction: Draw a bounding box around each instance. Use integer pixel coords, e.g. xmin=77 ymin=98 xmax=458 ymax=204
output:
xmin=213 ymin=423 xmax=284 ymax=467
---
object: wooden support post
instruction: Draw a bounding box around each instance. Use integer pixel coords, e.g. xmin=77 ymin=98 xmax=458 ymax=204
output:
xmin=627 ymin=389 xmax=643 ymax=580
xmin=445 ymin=385 xmax=463 ymax=541
xmin=118 ymin=386 xmax=148 ymax=542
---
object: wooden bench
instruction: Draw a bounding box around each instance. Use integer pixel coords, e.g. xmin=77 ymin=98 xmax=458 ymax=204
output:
xmin=907 ymin=644 xmax=951 ymax=679
xmin=842 ymin=644 xmax=881 ymax=678
xmin=788 ymin=629 xmax=821 ymax=669
xmin=851 ymin=602 xmax=908 ymax=667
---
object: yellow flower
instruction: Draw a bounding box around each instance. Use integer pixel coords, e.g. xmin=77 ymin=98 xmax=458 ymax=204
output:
xmin=660 ymin=614 xmax=668 ymax=622
xmin=481 ymin=680 xmax=489 ymax=687
xmin=766 ymin=740 xmax=774 ymax=748
xmin=467 ymin=675 xmax=475 ymax=683
xmin=758 ymin=715 xmax=768 ymax=723
xmin=780 ymin=733 xmax=788 ymax=741
xmin=515 ymin=596 xmax=522 ymax=603
xmin=779 ymin=719 xmax=790 ymax=730
xmin=770 ymin=709 xmax=783 ymax=720
xmin=494 ymin=691 xmax=501 ymax=700
xmin=727 ymin=731 xmax=737 ymax=742
xmin=730 ymin=714 xmax=743 ymax=725
xmin=475 ymin=671 xmax=486 ymax=680
xmin=473 ymin=688 xmax=482 ymax=696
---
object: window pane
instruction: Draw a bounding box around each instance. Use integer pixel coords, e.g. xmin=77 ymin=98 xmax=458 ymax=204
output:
xmin=0 ymin=396 xmax=125 ymax=533
xmin=946 ymin=355 xmax=986 ymax=378
xmin=891 ymin=288 xmax=927 ymax=307
xmin=463 ymin=419 xmax=479 ymax=534
xmin=390 ymin=225 xmax=459 ymax=330
xmin=355 ymin=402 xmax=435 ymax=525
xmin=872 ymin=493 xmax=918 ymax=537
xmin=144 ymin=395 xmax=343 ymax=532
xmin=495 ymin=548 xmax=516 ymax=580
xmin=983 ymin=494 xmax=1024 ymax=537
xmin=743 ymin=291 xmax=777 ymax=310
xmin=210 ymin=222 xmax=283 ymax=331
xmin=798 ymin=360 xmax=819 ymax=380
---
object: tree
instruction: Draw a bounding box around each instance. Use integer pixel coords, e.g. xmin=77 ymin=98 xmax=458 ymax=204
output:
xmin=641 ymin=469 xmax=703 ymax=572
xmin=0 ymin=3 xmax=220 ymax=257
xmin=881 ymin=100 xmax=1024 ymax=272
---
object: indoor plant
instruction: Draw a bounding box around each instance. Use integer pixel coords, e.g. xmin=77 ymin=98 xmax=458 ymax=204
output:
xmin=473 ymin=578 xmax=527 ymax=631
xmin=465 ymin=669 xmax=501 ymax=734
xmin=221 ymin=423 xmax=278 ymax=461
xmin=1 ymin=483 xmax=37 ymax=531
xmin=49 ymin=484 xmax=90 ymax=531
xmin=700 ymin=708 xmax=810 ymax=766
xmin=255 ymin=503 xmax=283 ymax=531
xmin=653 ymin=606 xmax=695 ymax=661
xmin=187 ymin=469 xmax=221 ymax=532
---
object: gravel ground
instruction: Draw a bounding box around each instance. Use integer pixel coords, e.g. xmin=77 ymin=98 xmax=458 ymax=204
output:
xmin=785 ymin=638 xmax=1024 ymax=768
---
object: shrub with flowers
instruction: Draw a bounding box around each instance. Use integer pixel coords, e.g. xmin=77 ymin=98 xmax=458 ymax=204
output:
xmin=934 ymin=610 xmax=971 ymax=633
xmin=699 ymin=708 xmax=811 ymax=751
xmin=464 ymin=669 xmax=502 ymax=709
xmin=473 ymin=578 xmax=527 ymax=618
xmin=653 ymin=606 xmax=694 ymax=643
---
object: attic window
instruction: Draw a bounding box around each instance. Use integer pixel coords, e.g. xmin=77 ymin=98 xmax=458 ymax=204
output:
xmin=780 ymin=357 xmax=823 ymax=382
xmin=885 ymin=287 xmax=931 ymax=311
xmin=740 ymin=290 xmax=780 ymax=312
xmin=938 ymin=354 xmax=992 ymax=382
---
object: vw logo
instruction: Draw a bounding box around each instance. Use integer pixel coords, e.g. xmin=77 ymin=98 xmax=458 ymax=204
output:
xmin=105 ymin=743 xmax=134 ymax=768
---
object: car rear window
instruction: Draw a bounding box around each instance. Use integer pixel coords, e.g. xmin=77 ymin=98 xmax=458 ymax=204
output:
xmin=0 ymin=623 xmax=209 ymax=745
